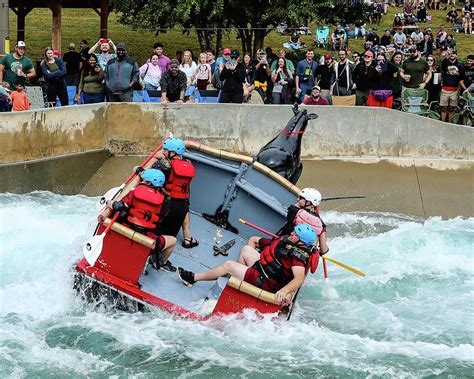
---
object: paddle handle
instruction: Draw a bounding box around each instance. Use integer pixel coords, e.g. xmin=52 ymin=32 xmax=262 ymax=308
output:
xmin=323 ymin=258 xmax=328 ymax=279
xmin=103 ymin=212 xmax=119 ymax=235
xmin=239 ymin=219 xmax=278 ymax=239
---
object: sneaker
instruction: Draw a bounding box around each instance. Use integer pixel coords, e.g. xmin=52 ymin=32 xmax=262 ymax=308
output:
xmin=178 ymin=267 xmax=196 ymax=287
xmin=160 ymin=260 xmax=177 ymax=272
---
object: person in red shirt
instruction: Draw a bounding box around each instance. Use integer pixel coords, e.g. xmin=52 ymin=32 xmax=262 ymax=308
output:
xmin=10 ymin=83 xmax=30 ymax=111
xmin=303 ymin=85 xmax=329 ymax=105
xmin=178 ymin=225 xmax=317 ymax=304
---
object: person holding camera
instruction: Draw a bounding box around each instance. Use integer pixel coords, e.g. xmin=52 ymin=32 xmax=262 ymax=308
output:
xmin=76 ymin=53 xmax=105 ymax=104
xmin=88 ymin=38 xmax=117 ymax=72
xmin=253 ymin=49 xmax=271 ymax=102
xmin=367 ymin=52 xmax=399 ymax=108
xmin=218 ymin=50 xmax=246 ymax=103
xmin=271 ymin=57 xmax=294 ymax=104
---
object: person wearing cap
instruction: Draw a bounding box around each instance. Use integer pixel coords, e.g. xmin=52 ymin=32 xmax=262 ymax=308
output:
xmin=440 ymin=50 xmax=467 ymax=123
xmin=367 ymin=52 xmax=399 ymax=109
xmin=303 ymin=85 xmax=329 ymax=106
xmin=219 ymin=49 xmax=246 ymax=103
xmin=103 ymin=43 xmax=139 ymax=102
xmin=62 ymin=43 xmax=83 ymax=86
xmin=400 ymin=48 xmax=431 ymax=89
xmin=160 ymin=59 xmax=188 ymax=104
xmin=253 ymin=49 xmax=271 ymax=102
xmin=88 ymin=38 xmax=117 ymax=72
xmin=0 ymin=41 xmax=36 ymax=90
xmin=41 ymin=47 xmax=68 ymax=106
xmin=314 ymin=54 xmax=334 ymax=99
xmin=352 ymin=50 xmax=378 ymax=106
xmin=211 ymin=48 xmax=232 ymax=89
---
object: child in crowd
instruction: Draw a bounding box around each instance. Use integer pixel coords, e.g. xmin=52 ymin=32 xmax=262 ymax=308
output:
xmin=0 ymin=82 xmax=12 ymax=112
xmin=191 ymin=53 xmax=212 ymax=91
xmin=10 ymin=83 xmax=30 ymax=112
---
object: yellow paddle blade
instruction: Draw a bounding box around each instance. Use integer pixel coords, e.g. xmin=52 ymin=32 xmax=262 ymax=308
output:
xmin=322 ymin=255 xmax=366 ymax=277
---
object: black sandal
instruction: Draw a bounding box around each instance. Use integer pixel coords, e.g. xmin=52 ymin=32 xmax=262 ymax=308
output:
xmin=182 ymin=237 xmax=199 ymax=249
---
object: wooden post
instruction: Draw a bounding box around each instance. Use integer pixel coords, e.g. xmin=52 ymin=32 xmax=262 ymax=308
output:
xmin=99 ymin=0 xmax=109 ymax=38
xmin=50 ymin=0 xmax=62 ymax=53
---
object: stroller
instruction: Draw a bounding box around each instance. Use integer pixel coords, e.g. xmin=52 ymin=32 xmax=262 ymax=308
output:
xmin=315 ymin=26 xmax=330 ymax=48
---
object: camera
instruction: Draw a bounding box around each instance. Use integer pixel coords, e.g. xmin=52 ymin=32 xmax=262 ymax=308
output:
xmin=260 ymin=54 xmax=267 ymax=61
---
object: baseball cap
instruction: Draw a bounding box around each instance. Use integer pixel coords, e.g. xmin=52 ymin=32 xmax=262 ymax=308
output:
xmin=100 ymin=39 xmax=109 ymax=44
xmin=170 ymin=59 xmax=179 ymax=67
xmin=69 ymin=43 xmax=75 ymax=49
xmin=16 ymin=41 xmax=26 ymax=48
xmin=312 ymin=85 xmax=321 ymax=91
xmin=223 ymin=48 xmax=231 ymax=55
xmin=364 ymin=50 xmax=374 ymax=57
xmin=116 ymin=43 xmax=126 ymax=50
xmin=324 ymin=54 xmax=333 ymax=59
xmin=467 ymin=54 xmax=474 ymax=60
xmin=230 ymin=49 xmax=240 ymax=58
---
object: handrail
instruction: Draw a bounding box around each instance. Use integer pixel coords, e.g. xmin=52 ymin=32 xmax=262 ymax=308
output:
xmin=227 ymin=276 xmax=282 ymax=305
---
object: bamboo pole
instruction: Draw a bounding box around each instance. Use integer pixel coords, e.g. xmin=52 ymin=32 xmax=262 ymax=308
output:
xmin=103 ymin=218 xmax=156 ymax=249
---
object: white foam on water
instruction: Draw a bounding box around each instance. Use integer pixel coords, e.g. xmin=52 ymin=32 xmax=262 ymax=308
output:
xmin=1 ymin=192 xmax=473 ymax=377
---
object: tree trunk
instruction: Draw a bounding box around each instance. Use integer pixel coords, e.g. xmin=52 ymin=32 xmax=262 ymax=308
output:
xmin=196 ymin=30 xmax=207 ymax=52
xmin=204 ymin=30 xmax=213 ymax=50
xmin=253 ymin=29 xmax=266 ymax=56
xmin=215 ymin=29 xmax=223 ymax=55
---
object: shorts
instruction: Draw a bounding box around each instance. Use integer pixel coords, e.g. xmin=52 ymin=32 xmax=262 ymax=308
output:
xmin=439 ymin=89 xmax=458 ymax=107
xmin=243 ymin=266 xmax=279 ymax=293
xmin=155 ymin=198 xmax=189 ymax=237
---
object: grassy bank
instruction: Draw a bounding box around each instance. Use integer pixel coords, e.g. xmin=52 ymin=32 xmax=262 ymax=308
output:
xmin=7 ymin=6 xmax=473 ymax=64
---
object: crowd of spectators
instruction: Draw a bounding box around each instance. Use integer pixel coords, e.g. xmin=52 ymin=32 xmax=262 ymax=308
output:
xmin=0 ymin=1 xmax=473 ymax=124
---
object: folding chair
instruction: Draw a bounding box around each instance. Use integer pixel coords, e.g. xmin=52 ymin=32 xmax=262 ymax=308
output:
xmin=401 ymin=88 xmax=430 ymax=116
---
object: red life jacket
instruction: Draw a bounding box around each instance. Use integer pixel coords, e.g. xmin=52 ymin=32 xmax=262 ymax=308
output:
xmin=256 ymin=237 xmax=315 ymax=287
xmin=165 ymin=159 xmax=195 ymax=199
xmin=127 ymin=184 xmax=165 ymax=230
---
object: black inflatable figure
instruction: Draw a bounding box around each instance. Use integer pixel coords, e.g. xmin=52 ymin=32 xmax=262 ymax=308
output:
xmin=256 ymin=104 xmax=317 ymax=184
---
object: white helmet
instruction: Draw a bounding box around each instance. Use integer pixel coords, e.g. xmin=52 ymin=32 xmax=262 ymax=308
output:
xmin=299 ymin=188 xmax=322 ymax=206
xmin=16 ymin=41 xmax=26 ymax=48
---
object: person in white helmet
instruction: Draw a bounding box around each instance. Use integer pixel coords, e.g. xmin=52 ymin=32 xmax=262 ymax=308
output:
xmin=248 ymin=187 xmax=329 ymax=258
xmin=0 ymin=41 xmax=36 ymax=90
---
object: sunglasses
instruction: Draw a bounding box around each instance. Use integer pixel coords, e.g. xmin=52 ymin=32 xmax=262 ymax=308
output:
xmin=223 ymin=53 xmax=230 ymax=56
xmin=364 ymin=55 xmax=372 ymax=58
xmin=427 ymin=58 xmax=434 ymax=61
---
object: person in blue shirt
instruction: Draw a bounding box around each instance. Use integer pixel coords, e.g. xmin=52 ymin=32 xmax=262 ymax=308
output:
xmin=295 ymin=49 xmax=318 ymax=103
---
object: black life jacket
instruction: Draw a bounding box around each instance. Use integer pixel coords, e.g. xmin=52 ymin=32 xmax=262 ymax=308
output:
xmin=255 ymin=237 xmax=315 ymax=288
xmin=126 ymin=184 xmax=165 ymax=230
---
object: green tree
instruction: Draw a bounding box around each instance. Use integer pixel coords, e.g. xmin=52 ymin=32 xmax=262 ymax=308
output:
xmin=112 ymin=0 xmax=343 ymax=55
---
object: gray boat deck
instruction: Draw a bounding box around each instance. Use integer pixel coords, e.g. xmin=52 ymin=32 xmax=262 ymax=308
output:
xmin=138 ymin=213 xmax=247 ymax=316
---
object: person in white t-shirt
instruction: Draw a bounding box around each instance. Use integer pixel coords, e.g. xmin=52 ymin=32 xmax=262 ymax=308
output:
xmin=179 ymin=50 xmax=198 ymax=88
xmin=191 ymin=53 xmax=212 ymax=90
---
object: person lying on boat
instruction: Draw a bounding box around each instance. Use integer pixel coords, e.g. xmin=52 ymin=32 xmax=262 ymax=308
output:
xmin=138 ymin=137 xmax=199 ymax=249
xmin=178 ymin=224 xmax=318 ymax=305
xmin=100 ymin=169 xmax=178 ymax=272
xmin=248 ymin=187 xmax=329 ymax=258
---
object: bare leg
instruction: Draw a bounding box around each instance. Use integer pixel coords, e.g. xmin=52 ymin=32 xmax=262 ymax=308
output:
xmin=238 ymin=245 xmax=261 ymax=266
xmin=447 ymin=106 xmax=455 ymax=123
xmin=182 ymin=212 xmax=192 ymax=240
xmin=441 ymin=106 xmax=448 ymax=122
xmin=194 ymin=260 xmax=248 ymax=282
xmin=246 ymin=236 xmax=261 ymax=249
xmin=161 ymin=235 xmax=177 ymax=263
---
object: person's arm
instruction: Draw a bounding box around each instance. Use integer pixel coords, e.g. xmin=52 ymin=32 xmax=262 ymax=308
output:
xmin=76 ymin=71 xmax=84 ymax=101
xmin=420 ymin=67 xmax=432 ymax=88
xmin=0 ymin=63 xmax=5 ymax=82
xmin=271 ymin=69 xmax=279 ymax=84
xmin=275 ymin=265 xmax=305 ymax=304
xmin=24 ymin=93 xmax=30 ymax=110
xmin=318 ymin=232 xmax=329 ymax=255
xmin=160 ymin=75 xmax=168 ymax=104
xmin=109 ymin=39 xmax=117 ymax=54
xmin=130 ymin=62 xmax=140 ymax=88
xmin=207 ymin=64 xmax=212 ymax=83
xmin=88 ymin=40 xmax=100 ymax=54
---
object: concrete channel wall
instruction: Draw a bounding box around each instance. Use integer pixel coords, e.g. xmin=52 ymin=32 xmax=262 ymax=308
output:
xmin=1 ymin=103 xmax=473 ymax=163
